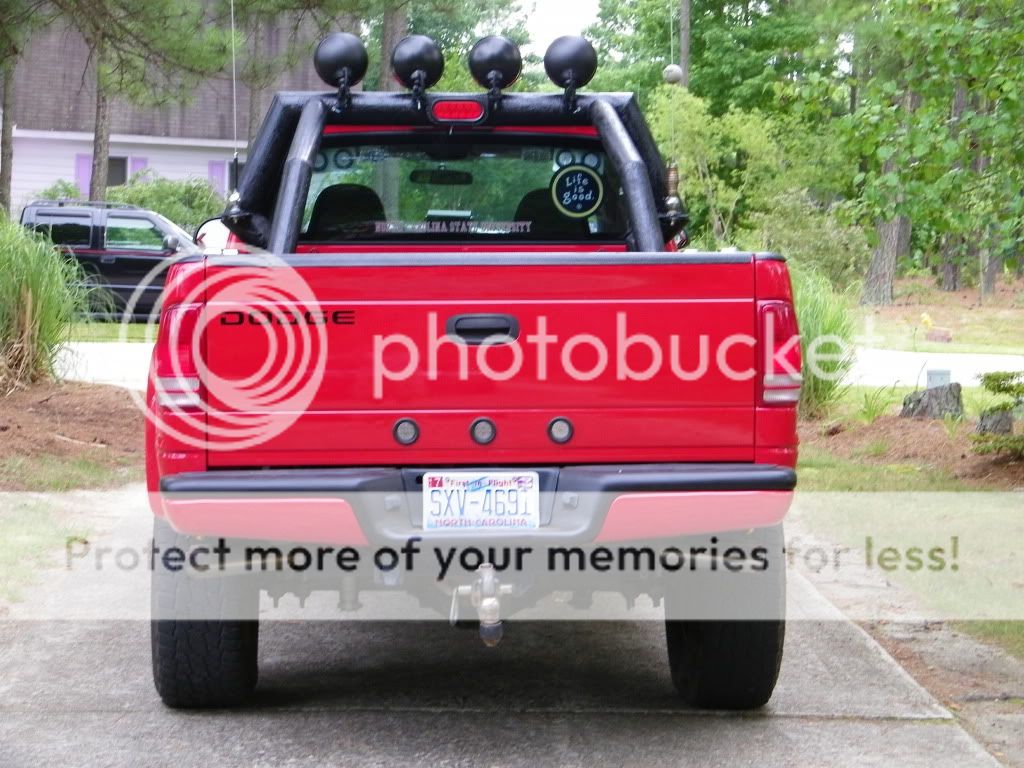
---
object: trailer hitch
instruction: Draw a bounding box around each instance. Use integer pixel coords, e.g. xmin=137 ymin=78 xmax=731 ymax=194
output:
xmin=449 ymin=563 xmax=514 ymax=647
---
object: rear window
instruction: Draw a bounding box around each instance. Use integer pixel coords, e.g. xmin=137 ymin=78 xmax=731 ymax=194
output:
xmin=33 ymin=213 xmax=91 ymax=247
xmin=299 ymin=137 xmax=626 ymax=242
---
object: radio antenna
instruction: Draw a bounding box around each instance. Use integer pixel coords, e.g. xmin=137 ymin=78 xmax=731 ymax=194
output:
xmin=228 ymin=0 xmax=240 ymax=200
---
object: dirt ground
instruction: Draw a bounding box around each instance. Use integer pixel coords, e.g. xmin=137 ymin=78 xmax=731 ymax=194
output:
xmin=0 ymin=382 xmax=144 ymax=491
xmin=801 ymin=414 xmax=1024 ymax=490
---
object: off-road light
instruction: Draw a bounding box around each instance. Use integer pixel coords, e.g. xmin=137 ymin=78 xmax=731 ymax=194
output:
xmin=393 ymin=418 xmax=420 ymax=445
xmin=391 ymin=35 xmax=444 ymax=91
xmin=470 ymin=417 xmax=496 ymax=445
xmin=468 ymin=35 xmax=522 ymax=92
xmin=543 ymin=36 xmax=598 ymax=90
xmin=548 ymin=417 xmax=574 ymax=444
xmin=313 ymin=33 xmax=369 ymax=89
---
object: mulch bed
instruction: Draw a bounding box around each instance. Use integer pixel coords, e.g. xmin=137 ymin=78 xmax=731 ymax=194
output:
xmin=800 ymin=415 xmax=1024 ymax=490
xmin=0 ymin=381 xmax=144 ymax=489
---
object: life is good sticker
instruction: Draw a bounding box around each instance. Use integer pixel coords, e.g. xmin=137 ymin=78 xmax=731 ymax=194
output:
xmin=551 ymin=165 xmax=604 ymax=218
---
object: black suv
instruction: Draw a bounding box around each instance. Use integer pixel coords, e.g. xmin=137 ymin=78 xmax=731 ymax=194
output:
xmin=20 ymin=200 xmax=194 ymax=319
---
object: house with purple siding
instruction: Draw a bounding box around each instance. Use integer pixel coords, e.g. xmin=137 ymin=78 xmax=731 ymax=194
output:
xmin=1 ymin=21 xmax=323 ymax=217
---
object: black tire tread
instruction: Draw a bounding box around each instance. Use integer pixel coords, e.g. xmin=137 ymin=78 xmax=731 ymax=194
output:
xmin=150 ymin=519 xmax=258 ymax=708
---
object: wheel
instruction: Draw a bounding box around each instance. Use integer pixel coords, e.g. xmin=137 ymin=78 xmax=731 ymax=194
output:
xmin=664 ymin=525 xmax=786 ymax=710
xmin=150 ymin=518 xmax=259 ymax=708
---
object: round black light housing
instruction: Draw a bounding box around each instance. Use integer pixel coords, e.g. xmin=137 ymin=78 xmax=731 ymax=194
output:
xmin=393 ymin=418 xmax=420 ymax=446
xmin=548 ymin=417 xmax=574 ymax=444
xmin=468 ymin=35 xmax=522 ymax=91
xmin=470 ymin=417 xmax=497 ymax=445
xmin=391 ymin=35 xmax=445 ymax=90
xmin=543 ymin=35 xmax=597 ymax=89
xmin=314 ymin=33 xmax=369 ymax=88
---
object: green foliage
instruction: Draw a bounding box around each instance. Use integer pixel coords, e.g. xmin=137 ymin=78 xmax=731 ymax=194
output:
xmin=742 ymin=191 xmax=871 ymax=289
xmin=34 ymin=179 xmax=82 ymax=201
xmin=647 ymin=86 xmax=784 ymax=246
xmin=972 ymin=371 xmax=1024 ymax=459
xmin=790 ymin=266 xmax=855 ymax=418
xmin=587 ymin=0 xmax=822 ymax=114
xmin=942 ymin=412 xmax=965 ymax=439
xmin=35 ymin=173 xmax=223 ymax=232
xmin=105 ymin=171 xmax=224 ymax=232
xmin=857 ymin=386 xmax=896 ymax=425
xmin=0 ymin=213 xmax=90 ymax=388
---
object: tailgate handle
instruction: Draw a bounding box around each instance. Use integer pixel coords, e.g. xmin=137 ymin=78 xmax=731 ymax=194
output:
xmin=447 ymin=314 xmax=519 ymax=345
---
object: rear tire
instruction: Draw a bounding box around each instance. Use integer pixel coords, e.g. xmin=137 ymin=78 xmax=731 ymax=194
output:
xmin=150 ymin=519 xmax=259 ymax=708
xmin=664 ymin=525 xmax=786 ymax=710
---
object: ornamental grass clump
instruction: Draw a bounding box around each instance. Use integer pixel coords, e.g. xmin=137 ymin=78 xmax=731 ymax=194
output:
xmin=0 ymin=213 xmax=90 ymax=389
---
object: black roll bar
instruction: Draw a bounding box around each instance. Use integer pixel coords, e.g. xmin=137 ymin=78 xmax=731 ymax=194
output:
xmin=589 ymin=99 xmax=663 ymax=252
xmin=268 ymin=98 xmax=326 ymax=254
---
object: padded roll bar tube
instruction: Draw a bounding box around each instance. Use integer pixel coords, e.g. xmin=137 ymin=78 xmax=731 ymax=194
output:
xmin=590 ymin=99 xmax=663 ymax=252
xmin=268 ymin=98 xmax=326 ymax=254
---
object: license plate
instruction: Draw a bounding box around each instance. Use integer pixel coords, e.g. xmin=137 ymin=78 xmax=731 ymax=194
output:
xmin=422 ymin=472 xmax=540 ymax=531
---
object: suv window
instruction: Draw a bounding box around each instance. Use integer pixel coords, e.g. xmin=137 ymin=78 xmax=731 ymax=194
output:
xmin=33 ymin=212 xmax=92 ymax=247
xmin=300 ymin=138 xmax=625 ymax=242
xmin=106 ymin=216 xmax=165 ymax=250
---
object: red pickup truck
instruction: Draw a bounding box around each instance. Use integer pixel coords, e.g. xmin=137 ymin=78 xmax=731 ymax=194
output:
xmin=144 ymin=34 xmax=799 ymax=711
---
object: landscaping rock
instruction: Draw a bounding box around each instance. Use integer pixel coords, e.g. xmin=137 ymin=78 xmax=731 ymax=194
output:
xmin=925 ymin=328 xmax=954 ymax=343
xmin=900 ymin=384 xmax=964 ymax=419
xmin=977 ymin=408 xmax=1014 ymax=435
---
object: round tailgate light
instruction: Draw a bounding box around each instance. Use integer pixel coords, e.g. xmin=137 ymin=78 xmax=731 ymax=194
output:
xmin=393 ymin=418 xmax=420 ymax=445
xmin=548 ymin=417 xmax=574 ymax=444
xmin=470 ymin=418 xmax=497 ymax=445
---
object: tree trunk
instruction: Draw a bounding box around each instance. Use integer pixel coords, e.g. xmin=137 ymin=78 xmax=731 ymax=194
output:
xmin=0 ymin=64 xmax=14 ymax=215
xmin=861 ymin=90 xmax=919 ymax=306
xmin=377 ymin=6 xmax=407 ymax=220
xmin=940 ymin=235 xmax=962 ymax=291
xmin=378 ymin=6 xmax=408 ymax=92
xmin=862 ymin=213 xmax=909 ymax=305
xmin=89 ymin=57 xmax=111 ymax=202
xmin=245 ymin=17 xmax=263 ymax=152
xmin=937 ymin=86 xmax=968 ymax=292
xmin=678 ymin=0 xmax=691 ymax=88
xmin=973 ymin=151 xmax=999 ymax=297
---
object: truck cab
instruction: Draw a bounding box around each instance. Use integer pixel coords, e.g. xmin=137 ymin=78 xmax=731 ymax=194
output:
xmin=146 ymin=34 xmax=800 ymax=712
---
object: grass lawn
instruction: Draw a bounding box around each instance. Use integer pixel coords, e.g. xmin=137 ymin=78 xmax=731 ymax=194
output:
xmin=832 ymin=384 xmax=1006 ymax=424
xmin=849 ymin=276 xmax=1024 ymax=355
xmin=0 ymin=499 xmax=88 ymax=603
xmin=69 ymin=322 xmax=153 ymax=342
xmin=0 ymin=454 xmax=143 ymax=493
xmin=797 ymin=424 xmax=1024 ymax=658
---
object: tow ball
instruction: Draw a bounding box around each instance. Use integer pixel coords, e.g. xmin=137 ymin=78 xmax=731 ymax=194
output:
xmin=449 ymin=563 xmax=514 ymax=647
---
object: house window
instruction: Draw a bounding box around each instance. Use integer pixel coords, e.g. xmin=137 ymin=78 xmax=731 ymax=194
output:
xmin=107 ymin=157 xmax=128 ymax=188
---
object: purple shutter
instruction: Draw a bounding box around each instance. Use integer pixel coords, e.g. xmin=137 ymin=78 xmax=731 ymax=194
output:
xmin=129 ymin=157 xmax=148 ymax=177
xmin=207 ymin=160 xmax=227 ymax=195
xmin=74 ymin=154 xmax=92 ymax=197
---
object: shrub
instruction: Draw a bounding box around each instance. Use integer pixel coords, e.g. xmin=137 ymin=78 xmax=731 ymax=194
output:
xmin=34 ymin=179 xmax=82 ymax=201
xmin=790 ymin=266 xmax=855 ymax=418
xmin=741 ymin=190 xmax=872 ymax=289
xmin=0 ymin=214 xmax=91 ymax=388
xmin=106 ymin=171 xmax=224 ymax=233
xmin=35 ymin=171 xmax=224 ymax=233
xmin=972 ymin=371 xmax=1024 ymax=459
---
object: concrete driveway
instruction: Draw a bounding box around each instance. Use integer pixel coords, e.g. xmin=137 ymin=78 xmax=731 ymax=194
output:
xmin=0 ymin=487 xmax=1001 ymax=767
xmin=56 ymin=341 xmax=1024 ymax=393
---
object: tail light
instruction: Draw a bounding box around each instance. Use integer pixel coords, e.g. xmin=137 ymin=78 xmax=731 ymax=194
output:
xmin=154 ymin=303 xmax=203 ymax=410
xmin=431 ymin=100 xmax=485 ymax=122
xmin=759 ymin=301 xmax=802 ymax=406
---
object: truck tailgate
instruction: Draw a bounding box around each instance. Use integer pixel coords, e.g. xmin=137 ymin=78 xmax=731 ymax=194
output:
xmin=201 ymin=256 xmax=757 ymax=467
